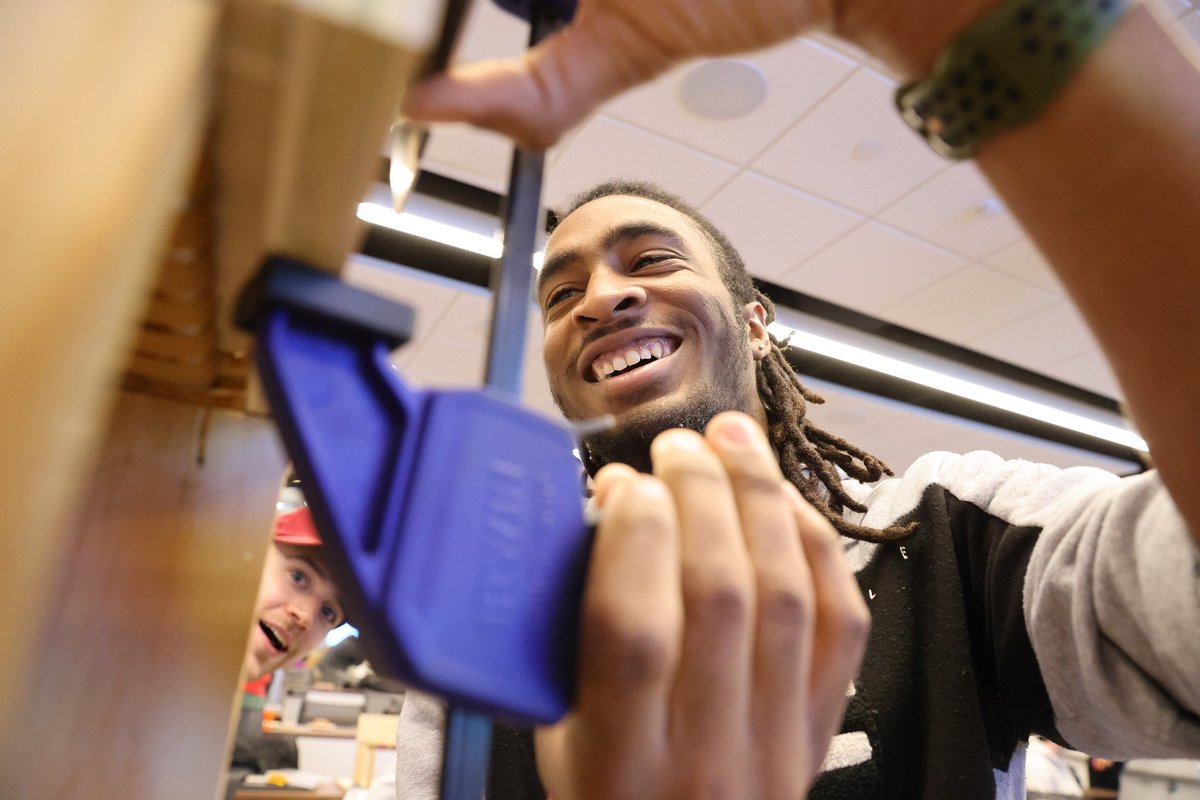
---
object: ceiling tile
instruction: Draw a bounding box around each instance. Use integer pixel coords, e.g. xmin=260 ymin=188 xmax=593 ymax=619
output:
xmin=1043 ymin=349 xmax=1123 ymax=400
xmin=967 ymin=300 xmax=1098 ymax=370
xmin=544 ymin=114 xmax=739 ymax=209
xmin=426 ymin=286 xmax=494 ymax=344
xmin=699 ymin=171 xmax=863 ymax=280
xmin=402 ymin=336 xmax=487 ymax=388
xmin=981 ymin=237 xmax=1066 ymax=296
xmin=877 ymin=263 xmax=1058 ymax=341
xmin=803 ymin=381 xmax=913 ymax=454
xmin=343 ymin=255 xmax=461 ymax=370
xmin=418 ymin=0 xmax=534 ymax=191
xmin=878 ymin=162 xmax=1026 ymax=258
xmin=804 ymin=382 xmax=893 ymax=433
xmin=804 ymin=31 xmax=870 ymax=63
xmin=780 ymin=221 xmax=968 ymax=313
xmin=603 ymin=39 xmax=857 ymax=165
xmin=451 ymin=0 xmax=530 ymax=60
xmin=753 ymin=67 xmax=948 ymax=214
xmin=423 ymin=124 xmax=514 ymax=195
xmin=404 ymin=300 xmax=541 ymax=390
xmin=845 ymin=399 xmax=983 ymax=474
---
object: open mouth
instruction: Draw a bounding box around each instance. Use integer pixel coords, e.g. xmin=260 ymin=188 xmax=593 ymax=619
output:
xmin=590 ymin=336 xmax=677 ymax=382
xmin=260 ymin=621 xmax=287 ymax=653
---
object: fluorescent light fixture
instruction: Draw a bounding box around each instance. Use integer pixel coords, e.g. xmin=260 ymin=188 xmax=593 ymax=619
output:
xmin=358 ymin=202 xmax=547 ymax=269
xmin=357 ymin=202 xmax=1143 ymax=453
xmin=358 ymin=202 xmax=503 ymax=258
xmin=769 ymin=322 xmax=1147 ymax=452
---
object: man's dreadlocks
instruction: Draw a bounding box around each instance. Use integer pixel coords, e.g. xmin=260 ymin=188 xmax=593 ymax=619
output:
xmin=554 ymin=179 xmax=915 ymax=543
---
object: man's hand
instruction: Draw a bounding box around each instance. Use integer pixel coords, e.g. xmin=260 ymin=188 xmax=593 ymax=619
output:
xmin=401 ymin=0 xmax=1007 ymax=149
xmin=402 ymin=0 xmax=837 ymax=149
xmin=534 ymin=412 xmax=869 ymax=799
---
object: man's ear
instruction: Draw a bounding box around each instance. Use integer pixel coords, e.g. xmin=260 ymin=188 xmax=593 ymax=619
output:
xmin=743 ymin=301 xmax=770 ymax=362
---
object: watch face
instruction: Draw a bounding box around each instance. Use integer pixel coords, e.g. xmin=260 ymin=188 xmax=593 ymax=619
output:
xmin=896 ymin=84 xmax=979 ymax=161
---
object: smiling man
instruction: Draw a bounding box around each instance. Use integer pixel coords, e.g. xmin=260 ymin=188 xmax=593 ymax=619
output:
xmin=394 ymin=0 xmax=1200 ymax=788
xmin=243 ymin=506 xmax=345 ymax=681
xmin=538 ymin=181 xmax=911 ymax=544
xmin=413 ymin=178 xmax=1199 ymax=800
xmin=539 ymin=194 xmax=769 ymax=470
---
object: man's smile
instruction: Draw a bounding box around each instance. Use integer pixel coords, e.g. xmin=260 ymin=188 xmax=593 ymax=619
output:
xmin=587 ymin=335 xmax=679 ymax=382
xmin=258 ymin=619 xmax=290 ymax=654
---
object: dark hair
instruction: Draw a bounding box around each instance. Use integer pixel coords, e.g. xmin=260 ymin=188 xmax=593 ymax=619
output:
xmin=553 ymin=179 xmax=915 ymax=543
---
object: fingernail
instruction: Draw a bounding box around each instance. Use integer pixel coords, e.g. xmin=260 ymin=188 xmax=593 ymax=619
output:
xmin=713 ymin=415 xmax=756 ymax=447
xmin=653 ymin=428 xmax=706 ymax=453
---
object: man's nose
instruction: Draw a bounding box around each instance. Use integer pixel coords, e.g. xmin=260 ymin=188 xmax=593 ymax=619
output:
xmin=572 ymin=272 xmax=646 ymax=325
xmin=288 ymin=596 xmax=320 ymax=630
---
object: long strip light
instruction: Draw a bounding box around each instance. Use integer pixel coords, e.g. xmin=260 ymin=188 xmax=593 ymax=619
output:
xmin=358 ymin=201 xmax=547 ymax=268
xmin=357 ymin=202 xmax=504 ymax=258
xmin=358 ymin=200 xmax=1144 ymax=453
xmin=769 ymin=322 xmax=1147 ymax=452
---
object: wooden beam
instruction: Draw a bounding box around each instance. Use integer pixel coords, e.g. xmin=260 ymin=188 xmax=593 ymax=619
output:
xmin=213 ymin=0 xmax=432 ymax=354
xmin=0 ymin=392 xmax=285 ymax=799
xmin=0 ymin=0 xmax=218 ymax=729
xmin=0 ymin=3 xmax=439 ymax=797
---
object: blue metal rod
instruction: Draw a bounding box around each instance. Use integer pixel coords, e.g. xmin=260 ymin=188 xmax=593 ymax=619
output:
xmin=440 ymin=4 xmax=563 ymax=799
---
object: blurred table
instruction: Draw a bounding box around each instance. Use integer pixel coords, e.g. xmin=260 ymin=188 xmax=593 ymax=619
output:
xmin=263 ymin=721 xmax=358 ymax=739
xmin=234 ymin=781 xmax=344 ymax=800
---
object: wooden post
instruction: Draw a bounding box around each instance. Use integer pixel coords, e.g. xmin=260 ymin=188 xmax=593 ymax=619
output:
xmin=0 ymin=0 xmax=219 ymax=729
xmin=0 ymin=392 xmax=286 ymax=799
xmin=0 ymin=0 xmax=436 ymax=796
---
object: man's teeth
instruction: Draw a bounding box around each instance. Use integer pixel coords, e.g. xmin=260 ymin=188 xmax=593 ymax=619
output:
xmin=593 ymin=338 xmax=674 ymax=380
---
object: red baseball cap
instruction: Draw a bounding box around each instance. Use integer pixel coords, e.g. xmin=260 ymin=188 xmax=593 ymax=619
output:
xmin=272 ymin=506 xmax=323 ymax=547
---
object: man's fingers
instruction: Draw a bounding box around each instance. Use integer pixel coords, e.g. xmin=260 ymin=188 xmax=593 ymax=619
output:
xmin=650 ymin=428 xmax=755 ymax=783
xmin=570 ymin=472 xmax=680 ymax=789
xmin=592 ymin=462 xmax=640 ymax=508
xmin=401 ymin=57 xmax=565 ymax=148
xmin=706 ymin=412 xmax=815 ymax=795
xmin=401 ymin=18 xmax=665 ymax=149
xmin=784 ymin=483 xmax=871 ymax=752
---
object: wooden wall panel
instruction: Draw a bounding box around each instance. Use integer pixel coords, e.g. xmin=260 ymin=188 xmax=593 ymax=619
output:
xmin=0 ymin=0 xmax=217 ymax=726
xmin=0 ymin=392 xmax=285 ymax=800
xmin=0 ymin=2 xmax=437 ymax=795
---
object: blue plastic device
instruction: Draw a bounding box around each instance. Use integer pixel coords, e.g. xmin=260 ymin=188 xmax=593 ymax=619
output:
xmin=238 ymin=258 xmax=591 ymax=724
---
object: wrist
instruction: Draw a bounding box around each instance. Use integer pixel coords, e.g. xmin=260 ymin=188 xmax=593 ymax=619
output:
xmin=834 ymin=0 xmax=1008 ymax=79
xmin=893 ymin=0 xmax=1132 ymax=158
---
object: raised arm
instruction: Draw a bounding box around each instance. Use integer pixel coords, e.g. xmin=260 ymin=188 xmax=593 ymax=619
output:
xmin=404 ymin=0 xmax=1200 ymax=541
xmin=967 ymin=5 xmax=1200 ymax=540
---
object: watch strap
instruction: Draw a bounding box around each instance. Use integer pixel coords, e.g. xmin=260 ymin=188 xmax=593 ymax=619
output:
xmin=895 ymin=0 xmax=1129 ymax=159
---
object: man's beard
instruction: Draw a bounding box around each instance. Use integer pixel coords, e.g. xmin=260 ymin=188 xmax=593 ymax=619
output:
xmin=579 ymin=376 xmax=752 ymax=475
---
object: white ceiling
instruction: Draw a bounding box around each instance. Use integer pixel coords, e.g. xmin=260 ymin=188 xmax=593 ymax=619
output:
xmin=353 ymin=0 xmax=1200 ymax=475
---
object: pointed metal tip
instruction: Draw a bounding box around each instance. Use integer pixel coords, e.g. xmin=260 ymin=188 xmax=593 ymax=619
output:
xmin=389 ymin=122 xmax=428 ymax=212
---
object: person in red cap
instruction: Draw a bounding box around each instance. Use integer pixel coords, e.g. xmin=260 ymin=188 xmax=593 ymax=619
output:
xmin=242 ymin=506 xmax=346 ymax=680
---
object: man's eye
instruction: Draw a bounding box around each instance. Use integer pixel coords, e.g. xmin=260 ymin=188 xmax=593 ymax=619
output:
xmin=321 ymin=604 xmax=339 ymax=625
xmin=630 ymin=253 xmax=675 ymax=271
xmin=289 ymin=569 xmax=308 ymax=587
xmin=545 ymin=286 xmax=579 ymax=309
